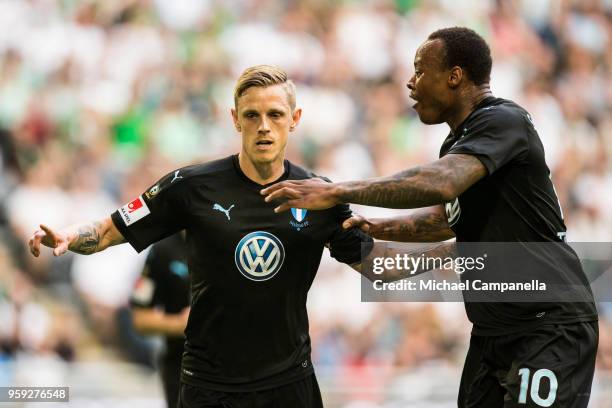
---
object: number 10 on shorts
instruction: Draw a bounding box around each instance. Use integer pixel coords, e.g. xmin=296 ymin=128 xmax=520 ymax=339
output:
xmin=518 ymin=368 xmax=558 ymax=407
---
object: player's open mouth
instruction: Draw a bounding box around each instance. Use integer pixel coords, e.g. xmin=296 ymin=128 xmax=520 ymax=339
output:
xmin=256 ymin=140 xmax=274 ymax=150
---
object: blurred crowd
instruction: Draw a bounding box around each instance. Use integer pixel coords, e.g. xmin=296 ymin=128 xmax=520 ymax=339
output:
xmin=1 ymin=0 xmax=612 ymax=405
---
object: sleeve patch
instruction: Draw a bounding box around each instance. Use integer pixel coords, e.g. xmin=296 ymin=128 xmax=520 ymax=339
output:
xmin=119 ymin=196 xmax=151 ymax=226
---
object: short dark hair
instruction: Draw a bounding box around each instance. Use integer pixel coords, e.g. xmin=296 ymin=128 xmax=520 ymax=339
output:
xmin=428 ymin=27 xmax=492 ymax=85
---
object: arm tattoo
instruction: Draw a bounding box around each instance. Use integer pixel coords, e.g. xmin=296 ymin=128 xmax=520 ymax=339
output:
xmin=69 ymin=222 xmax=103 ymax=255
xmin=340 ymin=166 xmax=446 ymax=209
xmin=382 ymin=242 xmax=458 ymax=281
xmin=375 ymin=207 xmax=452 ymax=242
xmin=362 ymin=242 xmax=457 ymax=283
xmin=338 ymin=155 xmax=486 ymax=209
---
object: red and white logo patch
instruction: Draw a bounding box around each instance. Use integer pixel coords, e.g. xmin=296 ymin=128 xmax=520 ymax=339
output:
xmin=119 ymin=195 xmax=150 ymax=226
xmin=127 ymin=198 xmax=143 ymax=213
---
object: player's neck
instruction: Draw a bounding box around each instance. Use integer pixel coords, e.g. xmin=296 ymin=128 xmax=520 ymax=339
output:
xmin=238 ymin=153 xmax=285 ymax=185
xmin=447 ymin=85 xmax=493 ymax=133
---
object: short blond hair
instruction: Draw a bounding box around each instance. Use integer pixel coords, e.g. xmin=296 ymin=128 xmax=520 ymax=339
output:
xmin=234 ymin=65 xmax=296 ymax=110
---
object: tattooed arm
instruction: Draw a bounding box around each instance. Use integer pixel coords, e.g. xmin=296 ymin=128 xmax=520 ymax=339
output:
xmin=29 ymin=217 xmax=126 ymax=257
xmin=262 ymin=154 xmax=487 ymax=211
xmin=343 ymin=205 xmax=454 ymax=242
xmin=352 ymin=241 xmax=458 ymax=283
xmin=336 ymin=154 xmax=486 ymax=208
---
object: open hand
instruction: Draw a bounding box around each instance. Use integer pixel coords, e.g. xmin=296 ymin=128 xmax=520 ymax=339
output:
xmin=261 ymin=178 xmax=341 ymax=212
xmin=28 ymin=224 xmax=71 ymax=257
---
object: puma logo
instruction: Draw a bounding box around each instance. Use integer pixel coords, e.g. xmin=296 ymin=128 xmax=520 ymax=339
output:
xmin=213 ymin=204 xmax=235 ymax=221
xmin=171 ymin=170 xmax=183 ymax=183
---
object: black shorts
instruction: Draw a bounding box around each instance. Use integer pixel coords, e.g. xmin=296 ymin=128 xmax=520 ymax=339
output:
xmin=458 ymin=321 xmax=598 ymax=408
xmin=176 ymin=374 xmax=323 ymax=408
xmin=160 ymin=358 xmax=182 ymax=408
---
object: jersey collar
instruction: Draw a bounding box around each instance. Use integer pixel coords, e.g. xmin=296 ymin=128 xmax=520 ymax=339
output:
xmin=231 ymin=154 xmax=291 ymax=190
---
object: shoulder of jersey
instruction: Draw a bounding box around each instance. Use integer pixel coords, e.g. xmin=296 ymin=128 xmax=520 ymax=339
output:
xmin=161 ymin=156 xmax=235 ymax=188
xmin=143 ymin=156 xmax=235 ymax=202
xmin=469 ymin=98 xmax=528 ymax=127
xmin=286 ymin=160 xmax=332 ymax=183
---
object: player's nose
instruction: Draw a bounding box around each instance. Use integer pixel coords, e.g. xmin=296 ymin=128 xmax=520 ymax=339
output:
xmin=258 ymin=116 xmax=271 ymax=132
xmin=407 ymin=76 xmax=416 ymax=91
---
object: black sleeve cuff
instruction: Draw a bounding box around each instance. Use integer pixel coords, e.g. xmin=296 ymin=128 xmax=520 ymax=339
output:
xmin=111 ymin=211 xmax=149 ymax=253
xmin=332 ymin=231 xmax=374 ymax=265
xmin=446 ymin=150 xmax=495 ymax=175
xmin=129 ymin=300 xmax=152 ymax=308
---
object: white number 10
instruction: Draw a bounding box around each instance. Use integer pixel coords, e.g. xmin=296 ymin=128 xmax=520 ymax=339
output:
xmin=518 ymin=368 xmax=558 ymax=406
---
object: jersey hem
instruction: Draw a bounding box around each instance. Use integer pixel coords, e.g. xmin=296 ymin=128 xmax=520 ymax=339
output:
xmin=471 ymin=314 xmax=598 ymax=336
xmin=179 ymin=366 xmax=314 ymax=393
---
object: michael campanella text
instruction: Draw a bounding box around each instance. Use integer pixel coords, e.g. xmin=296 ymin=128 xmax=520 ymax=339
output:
xmin=373 ymin=279 xmax=547 ymax=292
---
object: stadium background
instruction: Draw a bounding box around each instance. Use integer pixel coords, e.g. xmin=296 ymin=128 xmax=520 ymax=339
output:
xmin=0 ymin=0 xmax=611 ymax=406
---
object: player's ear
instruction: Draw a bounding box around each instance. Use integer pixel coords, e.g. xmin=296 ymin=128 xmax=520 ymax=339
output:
xmin=290 ymin=108 xmax=302 ymax=132
xmin=448 ymin=66 xmax=462 ymax=89
xmin=231 ymin=108 xmax=241 ymax=132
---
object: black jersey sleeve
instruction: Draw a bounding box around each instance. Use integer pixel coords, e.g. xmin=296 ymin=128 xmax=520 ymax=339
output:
xmin=447 ymin=107 xmax=529 ymax=175
xmin=327 ymin=204 xmax=374 ymax=265
xmin=111 ymin=169 xmax=190 ymax=252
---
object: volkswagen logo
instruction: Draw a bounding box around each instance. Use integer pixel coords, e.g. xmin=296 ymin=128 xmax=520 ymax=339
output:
xmin=234 ymin=231 xmax=285 ymax=281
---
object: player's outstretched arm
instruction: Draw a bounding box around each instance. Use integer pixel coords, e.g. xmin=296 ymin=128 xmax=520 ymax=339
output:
xmin=342 ymin=205 xmax=454 ymax=242
xmin=28 ymin=217 xmax=126 ymax=257
xmin=353 ymin=241 xmax=457 ymax=283
xmin=262 ymin=154 xmax=486 ymax=211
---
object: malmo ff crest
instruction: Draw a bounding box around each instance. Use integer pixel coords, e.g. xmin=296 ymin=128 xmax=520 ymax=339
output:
xmin=290 ymin=208 xmax=309 ymax=231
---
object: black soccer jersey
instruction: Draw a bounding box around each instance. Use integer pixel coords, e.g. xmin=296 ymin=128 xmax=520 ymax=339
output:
xmin=130 ymin=232 xmax=190 ymax=365
xmin=439 ymin=96 xmax=597 ymax=335
xmin=112 ymin=155 xmax=370 ymax=391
